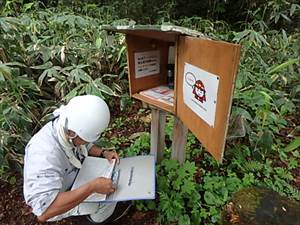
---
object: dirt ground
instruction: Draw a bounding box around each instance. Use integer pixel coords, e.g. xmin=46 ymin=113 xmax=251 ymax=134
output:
xmin=0 ymin=174 xmax=158 ymax=225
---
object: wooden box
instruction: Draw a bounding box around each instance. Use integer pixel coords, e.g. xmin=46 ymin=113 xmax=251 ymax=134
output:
xmin=104 ymin=25 xmax=241 ymax=162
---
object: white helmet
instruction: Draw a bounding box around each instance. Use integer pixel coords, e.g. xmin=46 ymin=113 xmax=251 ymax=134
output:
xmin=64 ymin=95 xmax=110 ymax=143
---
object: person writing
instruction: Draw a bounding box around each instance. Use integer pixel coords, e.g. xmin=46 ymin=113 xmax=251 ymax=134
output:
xmin=23 ymin=95 xmax=129 ymax=224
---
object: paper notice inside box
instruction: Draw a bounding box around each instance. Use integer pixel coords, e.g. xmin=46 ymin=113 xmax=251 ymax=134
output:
xmin=140 ymin=86 xmax=174 ymax=106
xmin=134 ymin=50 xmax=160 ymax=78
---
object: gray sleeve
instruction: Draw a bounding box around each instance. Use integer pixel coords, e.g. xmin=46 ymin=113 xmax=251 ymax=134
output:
xmin=26 ymin=171 xmax=62 ymax=216
xmin=24 ymin=145 xmax=64 ymax=216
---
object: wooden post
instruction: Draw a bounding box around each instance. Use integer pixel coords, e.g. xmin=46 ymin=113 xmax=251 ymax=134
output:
xmin=150 ymin=108 xmax=166 ymax=163
xmin=171 ymin=116 xmax=188 ymax=164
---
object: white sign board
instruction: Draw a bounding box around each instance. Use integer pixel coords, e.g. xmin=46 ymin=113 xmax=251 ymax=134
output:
xmin=183 ymin=63 xmax=220 ymax=127
xmin=134 ymin=50 xmax=160 ymax=78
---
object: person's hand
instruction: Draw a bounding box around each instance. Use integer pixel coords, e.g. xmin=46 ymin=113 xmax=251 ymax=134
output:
xmin=91 ymin=177 xmax=116 ymax=194
xmin=103 ymin=150 xmax=120 ymax=164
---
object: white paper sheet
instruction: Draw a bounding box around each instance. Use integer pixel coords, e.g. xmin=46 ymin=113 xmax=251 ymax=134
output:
xmin=140 ymin=86 xmax=174 ymax=106
xmin=71 ymin=157 xmax=116 ymax=202
xmin=134 ymin=50 xmax=160 ymax=78
xmin=106 ymin=155 xmax=155 ymax=202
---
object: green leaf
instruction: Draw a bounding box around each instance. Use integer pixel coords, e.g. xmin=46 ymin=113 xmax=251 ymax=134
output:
xmin=259 ymin=91 xmax=272 ymax=100
xmin=31 ymin=62 xmax=53 ymax=70
xmin=225 ymin=177 xmax=241 ymax=192
xmin=275 ymin=14 xmax=280 ymax=24
xmin=0 ymin=17 xmax=21 ymax=32
xmin=177 ymin=167 xmax=187 ymax=179
xmin=38 ymin=67 xmax=60 ymax=86
xmin=179 ymin=214 xmax=191 ymax=225
xmin=204 ymin=191 xmax=217 ymax=205
xmin=232 ymin=30 xmax=250 ymax=42
xmin=242 ymin=173 xmax=255 ymax=186
xmin=290 ymin=4 xmax=299 ymax=16
xmin=95 ymin=37 xmax=102 ymax=49
xmin=85 ymin=83 xmax=104 ymax=98
xmin=22 ymin=3 xmax=34 ymax=12
xmin=282 ymin=29 xmax=288 ymax=45
xmin=181 ymin=180 xmax=195 ymax=194
xmin=38 ymin=70 xmax=48 ymax=86
xmin=258 ymin=130 xmax=273 ymax=150
xmin=256 ymin=33 xmax=269 ymax=46
xmin=9 ymin=176 xmax=16 ymax=185
xmin=231 ymin=107 xmax=253 ymax=121
xmin=267 ymin=59 xmax=298 ymax=74
xmin=5 ymin=62 xmax=26 ymax=67
xmin=146 ymin=201 xmax=156 ymax=210
xmin=77 ymin=64 xmax=89 ymax=69
xmin=93 ymin=78 xmax=118 ymax=96
xmin=0 ymin=64 xmax=12 ymax=80
xmin=295 ymin=85 xmax=300 ymax=93
xmin=182 ymin=161 xmax=197 ymax=175
xmin=63 ymin=85 xmax=84 ymax=102
xmin=285 ymin=137 xmax=300 ymax=152
xmin=163 ymin=159 xmax=179 ymax=171
xmin=40 ymin=47 xmax=52 ymax=63
xmin=117 ymin=46 xmax=126 ymax=62
xmin=70 ymin=68 xmax=92 ymax=83
xmin=280 ymin=13 xmax=291 ymax=22
xmin=173 ymin=178 xmax=182 ymax=190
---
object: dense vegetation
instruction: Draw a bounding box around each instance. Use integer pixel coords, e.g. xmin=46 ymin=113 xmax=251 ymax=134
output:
xmin=0 ymin=0 xmax=299 ymax=224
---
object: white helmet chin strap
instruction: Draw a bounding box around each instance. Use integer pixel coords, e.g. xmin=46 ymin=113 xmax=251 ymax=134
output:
xmin=64 ymin=118 xmax=78 ymax=145
xmin=54 ymin=105 xmax=88 ymax=168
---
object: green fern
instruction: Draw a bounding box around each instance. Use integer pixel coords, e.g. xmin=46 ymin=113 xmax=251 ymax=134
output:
xmin=242 ymin=161 xmax=264 ymax=173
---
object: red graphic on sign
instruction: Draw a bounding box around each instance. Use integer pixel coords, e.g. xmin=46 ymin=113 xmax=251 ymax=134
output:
xmin=185 ymin=72 xmax=206 ymax=103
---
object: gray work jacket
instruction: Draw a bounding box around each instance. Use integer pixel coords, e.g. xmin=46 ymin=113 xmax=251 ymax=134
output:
xmin=23 ymin=119 xmax=80 ymax=216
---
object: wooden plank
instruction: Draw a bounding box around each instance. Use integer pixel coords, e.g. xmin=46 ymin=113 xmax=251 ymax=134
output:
xmin=176 ymin=36 xmax=241 ymax=162
xmin=171 ymin=116 xmax=188 ymax=164
xmin=132 ymin=93 xmax=174 ymax=114
xmin=150 ymin=108 xmax=167 ymax=162
xmin=125 ymin=30 xmax=177 ymax=42
xmin=103 ymin=25 xmax=207 ymax=41
xmin=173 ymin=36 xmax=179 ymax=116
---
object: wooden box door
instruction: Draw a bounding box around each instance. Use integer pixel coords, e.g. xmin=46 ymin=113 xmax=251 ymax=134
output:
xmin=176 ymin=36 xmax=241 ymax=162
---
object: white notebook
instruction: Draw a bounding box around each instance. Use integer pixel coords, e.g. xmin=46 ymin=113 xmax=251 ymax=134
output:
xmin=71 ymin=155 xmax=155 ymax=202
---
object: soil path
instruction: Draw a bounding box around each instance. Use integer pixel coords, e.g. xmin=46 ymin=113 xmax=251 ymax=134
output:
xmin=0 ymin=175 xmax=157 ymax=225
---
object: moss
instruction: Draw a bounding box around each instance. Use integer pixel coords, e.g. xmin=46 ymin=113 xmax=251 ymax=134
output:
xmin=222 ymin=187 xmax=300 ymax=225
